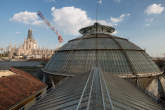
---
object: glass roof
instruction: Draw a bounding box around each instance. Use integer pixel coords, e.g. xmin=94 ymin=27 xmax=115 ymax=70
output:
xmin=44 ymin=24 xmax=161 ymax=77
xmin=30 ymin=67 xmax=164 ymax=110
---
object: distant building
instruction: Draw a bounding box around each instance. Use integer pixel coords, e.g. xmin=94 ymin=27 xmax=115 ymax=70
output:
xmin=16 ymin=29 xmax=38 ymax=56
xmin=8 ymin=29 xmax=54 ymax=59
xmin=153 ymin=57 xmax=165 ymax=72
xmin=0 ymin=67 xmax=47 ymax=110
xmin=0 ymin=48 xmax=7 ymax=57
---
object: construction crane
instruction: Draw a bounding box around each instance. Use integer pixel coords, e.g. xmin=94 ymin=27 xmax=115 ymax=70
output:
xmin=37 ymin=11 xmax=64 ymax=43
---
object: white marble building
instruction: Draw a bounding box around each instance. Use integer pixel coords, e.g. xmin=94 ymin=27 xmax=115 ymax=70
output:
xmin=8 ymin=29 xmax=55 ymax=59
xmin=16 ymin=29 xmax=38 ymax=56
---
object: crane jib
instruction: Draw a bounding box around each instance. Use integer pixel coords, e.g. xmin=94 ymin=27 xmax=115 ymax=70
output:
xmin=37 ymin=11 xmax=64 ymax=43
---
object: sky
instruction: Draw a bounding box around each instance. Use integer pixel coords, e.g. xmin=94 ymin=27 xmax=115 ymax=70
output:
xmin=0 ymin=0 xmax=165 ymax=57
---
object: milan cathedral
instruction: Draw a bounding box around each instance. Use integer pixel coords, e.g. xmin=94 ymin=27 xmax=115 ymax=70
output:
xmin=2 ymin=29 xmax=54 ymax=59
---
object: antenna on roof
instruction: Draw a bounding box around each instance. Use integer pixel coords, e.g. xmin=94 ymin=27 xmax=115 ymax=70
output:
xmin=96 ymin=0 xmax=102 ymax=23
xmin=95 ymin=0 xmax=102 ymax=67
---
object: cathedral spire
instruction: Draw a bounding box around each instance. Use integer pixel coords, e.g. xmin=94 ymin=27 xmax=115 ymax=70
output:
xmin=27 ymin=28 xmax=33 ymax=40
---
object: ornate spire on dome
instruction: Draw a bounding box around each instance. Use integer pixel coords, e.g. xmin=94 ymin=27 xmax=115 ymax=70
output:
xmin=79 ymin=22 xmax=115 ymax=35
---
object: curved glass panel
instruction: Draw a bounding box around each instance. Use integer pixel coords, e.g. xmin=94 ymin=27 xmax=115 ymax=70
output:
xmin=126 ymin=51 xmax=160 ymax=73
xmin=116 ymin=39 xmax=141 ymax=50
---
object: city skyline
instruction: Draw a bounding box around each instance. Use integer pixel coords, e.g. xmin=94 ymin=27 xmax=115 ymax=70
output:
xmin=0 ymin=0 xmax=165 ymax=57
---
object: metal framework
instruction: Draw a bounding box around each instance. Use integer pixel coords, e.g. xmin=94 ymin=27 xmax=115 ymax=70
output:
xmin=110 ymin=35 xmax=137 ymax=76
xmin=30 ymin=67 xmax=164 ymax=110
xmin=76 ymin=67 xmax=114 ymax=110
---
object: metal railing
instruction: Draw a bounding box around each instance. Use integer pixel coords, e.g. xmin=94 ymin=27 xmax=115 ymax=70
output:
xmin=76 ymin=67 xmax=114 ymax=110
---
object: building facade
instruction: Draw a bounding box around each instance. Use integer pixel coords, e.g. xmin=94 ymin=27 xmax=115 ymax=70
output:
xmin=7 ymin=29 xmax=54 ymax=59
xmin=16 ymin=29 xmax=38 ymax=56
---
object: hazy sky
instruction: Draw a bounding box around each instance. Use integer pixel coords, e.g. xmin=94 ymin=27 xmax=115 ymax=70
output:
xmin=0 ymin=0 xmax=165 ymax=57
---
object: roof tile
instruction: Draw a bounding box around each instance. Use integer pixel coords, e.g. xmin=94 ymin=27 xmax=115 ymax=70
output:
xmin=0 ymin=67 xmax=46 ymax=110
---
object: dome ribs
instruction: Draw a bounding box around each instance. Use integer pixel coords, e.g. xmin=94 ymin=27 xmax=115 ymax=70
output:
xmin=43 ymin=23 xmax=161 ymax=78
xmin=106 ymin=36 xmax=138 ymax=76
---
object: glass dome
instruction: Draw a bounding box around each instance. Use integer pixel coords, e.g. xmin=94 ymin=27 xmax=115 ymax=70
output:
xmin=43 ymin=23 xmax=161 ymax=78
